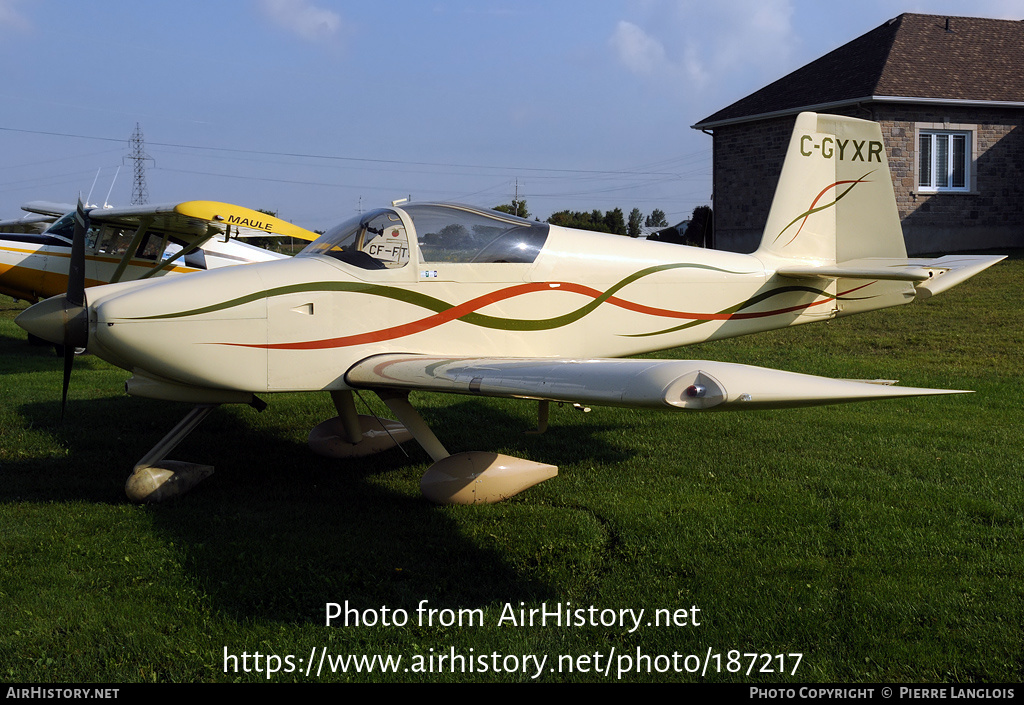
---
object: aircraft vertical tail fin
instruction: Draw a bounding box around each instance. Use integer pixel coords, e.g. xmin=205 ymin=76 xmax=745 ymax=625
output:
xmin=756 ymin=112 xmax=907 ymax=264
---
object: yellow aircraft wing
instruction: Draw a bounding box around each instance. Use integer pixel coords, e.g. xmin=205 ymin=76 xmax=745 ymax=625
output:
xmin=0 ymin=199 xmax=321 ymax=300
xmin=88 ymin=201 xmax=319 ymax=242
xmin=82 ymin=201 xmax=320 ymax=282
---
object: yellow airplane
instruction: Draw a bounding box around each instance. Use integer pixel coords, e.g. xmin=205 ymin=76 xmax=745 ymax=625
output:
xmin=17 ymin=113 xmax=1004 ymax=505
xmin=0 ymin=200 xmax=318 ymax=303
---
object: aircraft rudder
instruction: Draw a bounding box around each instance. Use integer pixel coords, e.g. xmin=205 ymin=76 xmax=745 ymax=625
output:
xmin=756 ymin=112 xmax=906 ymax=264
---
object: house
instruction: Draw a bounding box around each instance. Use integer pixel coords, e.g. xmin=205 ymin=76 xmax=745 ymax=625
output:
xmin=692 ymin=13 xmax=1024 ymax=255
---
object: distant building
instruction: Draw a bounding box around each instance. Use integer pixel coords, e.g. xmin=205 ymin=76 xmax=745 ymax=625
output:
xmin=640 ymin=221 xmax=687 ymax=240
xmin=693 ymin=13 xmax=1024 ymax=255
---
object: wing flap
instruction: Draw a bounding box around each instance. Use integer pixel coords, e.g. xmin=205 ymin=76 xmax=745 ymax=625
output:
xmin=345 ymin=354 xmax=968 ymax=411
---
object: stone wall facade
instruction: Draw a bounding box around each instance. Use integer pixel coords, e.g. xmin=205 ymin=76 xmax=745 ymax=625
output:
xmin=709 ymin=105 xmax=1024 ymax=255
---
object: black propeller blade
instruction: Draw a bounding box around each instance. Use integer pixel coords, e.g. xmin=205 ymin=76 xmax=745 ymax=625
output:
xmin=67 ymin=200 xmax=87 ymax=309
xmin=60 ymin=199 xmax=91 ymax=420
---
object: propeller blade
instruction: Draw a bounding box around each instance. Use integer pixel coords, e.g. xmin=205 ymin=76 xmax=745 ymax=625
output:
xmin=59 ymin=198 xmax=90 ymax=420
xmin=67 ymin=199 xmax=88 ymax=308
xmin=61 ymin=342 xmax=74 ymax=422
xmin=13 ymin=199 xmax=92 ymax=421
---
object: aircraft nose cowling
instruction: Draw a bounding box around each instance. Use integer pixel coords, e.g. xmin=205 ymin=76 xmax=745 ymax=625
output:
xmin=88 ymin=264 xmax=272 ymax=392
xmin=16 ymin=294 xmax=89 ymax=348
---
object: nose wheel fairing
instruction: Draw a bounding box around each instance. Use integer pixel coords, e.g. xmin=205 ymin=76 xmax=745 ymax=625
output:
xmin=125 ymin=404 xmax=219 ymax=503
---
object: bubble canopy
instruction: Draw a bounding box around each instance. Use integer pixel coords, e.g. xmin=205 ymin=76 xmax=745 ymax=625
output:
xmin=299 ymin=203 xmax=550 ymax=269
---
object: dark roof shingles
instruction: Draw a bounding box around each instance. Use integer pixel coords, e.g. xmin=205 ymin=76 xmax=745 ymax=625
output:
xmin=696 ymin=14 xmax=1024 ymax=126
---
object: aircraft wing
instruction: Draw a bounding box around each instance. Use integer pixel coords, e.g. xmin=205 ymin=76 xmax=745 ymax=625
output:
xmin=345 ymin=354 xmax=967 ymax=411
xmin=0 ymin=201 xmax=73 ymax=233
xmin=21 ymin=201 xmax=76 ymax=218
xmin=87 ymin=201 xmax=319 ymax=242
xmin=777 ymin=255 xmax=1005 ymax=300
xmin=81 ymin=201 xmax=320 ymax=282
xmin=0 ymin=212 xmax=57 ymax=234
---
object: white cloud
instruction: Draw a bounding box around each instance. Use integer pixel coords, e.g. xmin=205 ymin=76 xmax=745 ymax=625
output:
xmin=611 ymin=0 xmax=798 ymax=92
xmin=259 ymin=0 xmax=342 ymax=42
xmin=0 ymin=0 xmax=31 ymax=32
xmin=611 ymin=21 xmax=668 ymax=76
xmin=610 ymin=20 xmax=709 ymax=87
xmin=708 ymin=0 xmax=796 ymax=75
xmin=902 ymin=0 xmax=1023 ymax=21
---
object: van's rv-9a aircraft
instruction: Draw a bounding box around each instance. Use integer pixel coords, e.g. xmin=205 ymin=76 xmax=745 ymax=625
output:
xmin=17 ymin=113 xmax=1005 ymax=505
xmin=0 ymin=200 xmax=318 ymax=304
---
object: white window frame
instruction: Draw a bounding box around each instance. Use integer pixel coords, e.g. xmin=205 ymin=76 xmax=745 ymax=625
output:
xmin=915 ymin=124 xmax=976 ymax=194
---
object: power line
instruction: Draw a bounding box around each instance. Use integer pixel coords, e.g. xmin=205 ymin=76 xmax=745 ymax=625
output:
xmin=0 ymin=124 xmax=697 ymax=179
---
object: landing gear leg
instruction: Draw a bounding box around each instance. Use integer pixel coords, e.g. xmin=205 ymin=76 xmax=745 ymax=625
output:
xmin=125 ymin=404 xmax=218 ymax=503
xmin=374 ymin=389 xmax=450 ymax=461
xmin=331 ymin=389 xmax=364 ymax=444
xmin=373 ymin=389 xmax=557 ymax=505
xmin=307 ymin=389 xmax=413 ymax=458
xmin=525 ymin=400 xmax=550 ymax=435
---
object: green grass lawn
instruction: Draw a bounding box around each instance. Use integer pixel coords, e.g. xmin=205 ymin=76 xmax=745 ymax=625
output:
xmin=1 ymin=259 xmax=1021 ymax=683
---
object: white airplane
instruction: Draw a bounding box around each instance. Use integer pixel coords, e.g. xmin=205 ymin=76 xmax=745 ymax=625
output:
xmin=0 ymin=200 xmax=318 ymax=303
xmin=17 ymin=113 xmax=1004 ymax=505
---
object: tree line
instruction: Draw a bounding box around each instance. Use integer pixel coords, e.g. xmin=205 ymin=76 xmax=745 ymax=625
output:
xmin=247 ymin=202 xmax=713 ymax=253
xmin=493 ymin=200 xmax=713 ymax=247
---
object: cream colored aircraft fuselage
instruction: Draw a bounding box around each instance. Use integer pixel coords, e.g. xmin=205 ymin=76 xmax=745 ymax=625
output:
xmin=17 ymin=114 xmax=1005 ymax=504
xmin=81 ymin=214 xmax=894 ymax=396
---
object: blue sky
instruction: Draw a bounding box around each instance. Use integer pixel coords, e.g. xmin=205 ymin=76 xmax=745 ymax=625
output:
xmin=0 ymin=0 xmax=1017 ymax=231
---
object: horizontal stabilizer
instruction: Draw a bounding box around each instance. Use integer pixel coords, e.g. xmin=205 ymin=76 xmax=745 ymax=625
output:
xmin=346 ymin=355 xmax=969 ymax=411
xmin=778 ymin=254 xmax=1005 ymax=299
xmin=778 ymin=263 xmax=931 ymax=282
xmin=906 ymin=255 xmax=1007 ymax=299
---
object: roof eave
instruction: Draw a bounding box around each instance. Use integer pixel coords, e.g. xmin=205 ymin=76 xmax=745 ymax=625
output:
xmin=691 ymin=95 xmax=1024 ymax=131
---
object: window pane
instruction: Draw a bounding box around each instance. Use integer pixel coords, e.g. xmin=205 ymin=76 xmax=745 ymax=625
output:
xmin=919 ymin=134 xmax=932 ymax=188
xmin=952 ymin=134 xmax=966 ymax=188
xmin=936 ymin=134 xmax=949 ymax=187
